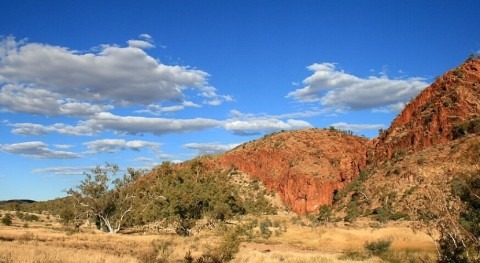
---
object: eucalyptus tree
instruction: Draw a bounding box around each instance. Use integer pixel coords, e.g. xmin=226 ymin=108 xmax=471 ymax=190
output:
xmin=67 ymin=163 xmax=141 ymax=233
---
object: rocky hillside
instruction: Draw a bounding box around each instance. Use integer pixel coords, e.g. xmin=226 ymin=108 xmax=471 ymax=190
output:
xmin=204 ymin=56 xmax=480 ymax=215
xmin=373 ymin=56 xmax=480 ymax=160
xmin=212 ymin=129 xmax=368 ymax=214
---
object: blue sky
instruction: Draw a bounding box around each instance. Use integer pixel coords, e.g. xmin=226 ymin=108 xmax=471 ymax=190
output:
xmin=1 ymin=0 xmax=479 ymax=201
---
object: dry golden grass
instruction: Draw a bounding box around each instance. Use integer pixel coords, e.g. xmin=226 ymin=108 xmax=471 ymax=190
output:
xmin=0 ymin=210 xmax=437 ymax=262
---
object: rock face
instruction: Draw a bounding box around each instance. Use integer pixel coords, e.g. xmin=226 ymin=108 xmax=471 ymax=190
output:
xmin=213 ymin=129 xmax=368 ymax=214
xmin=373 ymin=57 xmax=480 ymax=160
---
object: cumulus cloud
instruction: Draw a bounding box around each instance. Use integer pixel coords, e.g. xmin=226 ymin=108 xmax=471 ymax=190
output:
xmin=83 ymin=139 xmax=160 ymax=154
xmin=87 ymin=112 xmax=223 ymax=135
xmin=183 ymin=142 xmax=240 ymax=155
xmin=199 ymin=86 xmax=234 ymax=105
xmin=0 ymin=141 xmax=80 ymax=159
xmin=287 ymin=63 xmax=429 ymax=112
xmin=329 ymin=122 xmax=385 ymax=131
xmin=225 ymin=110 xmax=313 ymax=135
xmin=0 ymin=36 xmax=232 ymax=117
xmin=11 ymin=122 xmax=97 ymax=136
xmin=0 ymin=84 xmax=114 ymax=116
xmin=10 ymin=112 xmax=223 ymax=136
xmin=127 ymin=40 xmax=155 ymax=49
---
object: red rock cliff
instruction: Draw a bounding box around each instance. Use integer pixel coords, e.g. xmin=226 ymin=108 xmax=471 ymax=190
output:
xmin=373 ymin=57 xmax=480 ymax=160
xmin=213 ymin=129 xmax=368 ymax=214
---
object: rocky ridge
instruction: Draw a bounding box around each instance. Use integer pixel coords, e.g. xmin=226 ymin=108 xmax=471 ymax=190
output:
xmin=213 ymin=129 xmax=368 ymax=214
xmin=373 ymin=56 xmax=480 ymax=160
xmin=204 ymin=56 xmax=480 ymax=215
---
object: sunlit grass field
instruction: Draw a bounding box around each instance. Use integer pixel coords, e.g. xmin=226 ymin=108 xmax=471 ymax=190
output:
xmin=0 ymin=210 xmax=437 ymax=263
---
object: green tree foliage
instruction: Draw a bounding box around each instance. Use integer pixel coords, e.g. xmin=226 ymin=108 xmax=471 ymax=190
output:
xmin=59 ymin=207 xmax=76 ymax=226
xmin=137 ymin=164 xmax=246 ymax=236
xmin=16 ymin=212 xmax=39 ymax=222
xmin=66 ymin=163 xmax=140 ymax=233
xmin=16 ymin=159 xmax=276 ymax=237
xmin=308 ymin=205 xmax=334 ymax=226
xmin=440 ymin=175 xmax=480 ymax=262
xmin=317 ymin=205 xmax=333 ymax=224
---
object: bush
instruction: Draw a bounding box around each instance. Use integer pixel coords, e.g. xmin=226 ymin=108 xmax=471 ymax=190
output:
xmin=137 ymin=239 xmax=173 ymax=263
xmin=345 ymin=200 xmax=363 ymax=223
xmin=364 ymin=239 xmax=391 ymax=256
xmin=260 ymin=218 xmax=272 ymax=239
xmin=59 ymin=207 xmax=76 ymax=226
xmin=1 ymin=214 xmax=12 ymax=226
xmin=22 ymin=213 xmax=39 ymax=222
xmin=194 ymin=226 xmax=242 ymax=262
xmin=452 ymin=118 xmax=480 ymax=139
xmin=317 ymin=205 xmax=333 ymax=224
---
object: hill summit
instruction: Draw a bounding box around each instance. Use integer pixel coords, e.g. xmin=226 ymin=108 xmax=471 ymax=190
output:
xmin=373 ymin=55 xmax=480 ymax=160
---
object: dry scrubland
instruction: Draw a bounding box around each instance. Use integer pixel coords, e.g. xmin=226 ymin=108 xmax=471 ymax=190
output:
xmin=0 ymin=210 xmax=437 ymax=263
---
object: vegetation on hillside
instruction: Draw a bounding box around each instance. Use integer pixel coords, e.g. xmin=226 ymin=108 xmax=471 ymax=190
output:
xmin=4 ymin=160 xmax=277 ymax=237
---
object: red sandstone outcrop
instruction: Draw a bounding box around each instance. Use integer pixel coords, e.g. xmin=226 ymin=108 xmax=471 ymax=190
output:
xmin=373 ymin=57 xmax=480 ymax=160
xmin=212 ymin=129 xmax=368 ymax=214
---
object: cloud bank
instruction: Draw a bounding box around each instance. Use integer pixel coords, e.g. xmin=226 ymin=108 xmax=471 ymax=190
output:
xmin=0 ymin=141 xmax=80 ymax=159
xmin=0 ymin=36 xmax=231 ymax=116
xmin=287 ymin=63 xmax=429 ymax=112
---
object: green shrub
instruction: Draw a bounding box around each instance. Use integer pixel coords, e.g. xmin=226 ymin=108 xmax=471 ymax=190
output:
xmin=195 ymin=226 xmax=242 ymax=262
xmin=452 ymin=118 xmax=480 ymax=139
xmin=260 ymin=218 xmax=272 ymax=239
xmin=364 ymin=239 xmax=392 ymax=256
xmin=1 ymin=214 xmax=12 ymax=226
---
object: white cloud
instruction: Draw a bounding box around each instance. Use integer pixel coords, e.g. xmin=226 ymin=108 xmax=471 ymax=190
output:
xmin=0 ymin=141 xmax=80 ymax=159
xmin=225 ymin=118 xmax=312 ymax=135
xmin=11 ymin=122 xmax=97 ymax=136
xmin=139 ymin=34 xmax=152 ymax=40
xmin=0 ymin=36 xmax=214 ymax=109
xmin=54 ymin=144 xmax=73 ymax=149
xmin=10 ymin=112 xmax=223 ymax=136
xmin=329 ymin=122 xmax=385 ymax=132
xmin=83 ymin=139 xmax=160 ymax=154
xmin=0 ymin=36 xmax=233 ymax=116
xmin=127 ymin=39 xmax=155 ymax=49
xmin=134 ymin=157 xmax=155 ymax=163
xmin=183 ymin=142 xmax=240 ymax=155
xmin=224 ymin=109 xmax=314 ymax=135
xmin=0 ymin=84 xmax=113 ymax=116
xmin=287 ymin=63 xmax=429 ymax=112
xmin=87 ymin=112 xmax=223 ymax=135
xmin=135 ymin=100 xmax=201 ymax=115
xmin=229 ymin=108 xmax=328 ymax=120
xmin=199 ymin=86 xmax=234 ymax=106
xmin=33 ymin=166 xmax=95 ymax=176
xmin=8 ymin=108 xmax=314 ymax=137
